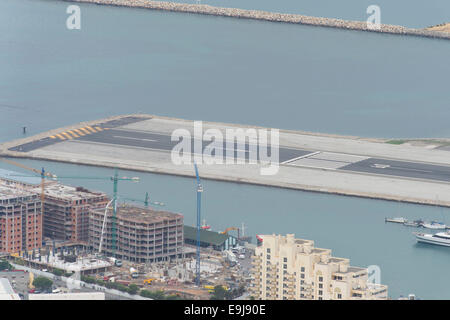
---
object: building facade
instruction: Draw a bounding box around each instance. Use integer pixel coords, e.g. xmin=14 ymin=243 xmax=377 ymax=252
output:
xmin=250 ymin=234 xmax=388 ymax=300
xmin=89 ymin=205 xmax=184 ymax=263
xmin=34 ymin=184 xmax=108 ymax=243
xmin=0 ymin=186 xmax=42 ymax=254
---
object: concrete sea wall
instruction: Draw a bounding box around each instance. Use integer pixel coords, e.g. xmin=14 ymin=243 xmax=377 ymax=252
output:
xmin=64 ymin=0 xmax=450 ymax=40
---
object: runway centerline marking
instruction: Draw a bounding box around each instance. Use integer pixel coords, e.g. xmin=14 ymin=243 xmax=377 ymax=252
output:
xmin=112 ymin=135 xmax=158 ymax=142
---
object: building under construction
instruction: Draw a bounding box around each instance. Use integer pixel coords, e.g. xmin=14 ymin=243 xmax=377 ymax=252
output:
xmin=33 ymin=183 xmax=108 ymax=243
xmin=89 ymin=204 xmax=184 ymax=263
xmin=0 ymin=185 xmax=42 ymax=254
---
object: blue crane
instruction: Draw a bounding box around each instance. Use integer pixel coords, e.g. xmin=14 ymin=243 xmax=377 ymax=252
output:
xmin=194 ymin=162 xmax=203 ymax=286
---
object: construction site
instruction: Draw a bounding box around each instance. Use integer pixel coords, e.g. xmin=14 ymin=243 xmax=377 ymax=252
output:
xmin=0 ymin=158 xmax=254 ymax=299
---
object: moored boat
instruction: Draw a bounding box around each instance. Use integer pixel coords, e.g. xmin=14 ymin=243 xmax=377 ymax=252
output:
xmin=414 ymin=232 xmax=450 ymax=247
xmin=422 ymin=221 xmax=446 ymax=230
xmin=385 ymin=217 xmax=407 ymax=224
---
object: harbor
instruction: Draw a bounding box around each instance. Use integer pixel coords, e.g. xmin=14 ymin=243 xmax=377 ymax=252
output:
xmin=63 ymin=0 xmax=450 ymax=40
xmin=2 ymin=0 xmax=450 ymax=301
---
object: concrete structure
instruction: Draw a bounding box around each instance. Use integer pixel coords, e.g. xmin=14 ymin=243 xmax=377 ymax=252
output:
xmin=64 ymin=0 xmax=450 ymax=40
xmin=0 ymin=186 xmax=42 ymax=254
xmin=32 ymin=183 xmax=108 ymax=243
xmin=4 ymin=114 xmax=450 ymax=207
xmin=89 ymin=204 xmax=184 ymax=263
xmin=29 ymin=291 xmax=105 ymax=300
xmin=250 ymin=234 xmax=388 ymax=300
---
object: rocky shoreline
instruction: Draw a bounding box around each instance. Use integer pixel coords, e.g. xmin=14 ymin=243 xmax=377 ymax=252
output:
xmin=63 ymin=0 xmax=450 ymax=40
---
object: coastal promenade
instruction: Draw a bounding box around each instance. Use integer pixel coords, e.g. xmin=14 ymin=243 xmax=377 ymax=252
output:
xmin=3 ymin=114 xmax=450 ymax=207
xmin=63 ymin=0 xmax=450 ymax=40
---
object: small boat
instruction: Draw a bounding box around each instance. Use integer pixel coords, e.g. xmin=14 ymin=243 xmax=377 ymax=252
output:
xmin=200 ymin=219 xmax=211 ymax=230
xmin=403 ymin=219 xmax=424 ymax=227
xmin=385 ymin=217 xmax=407 ymax=224
xmin=422 ymin=221 xmax=446 ymax=230
xmin=414 ymin=232 xmax=450 ymax=247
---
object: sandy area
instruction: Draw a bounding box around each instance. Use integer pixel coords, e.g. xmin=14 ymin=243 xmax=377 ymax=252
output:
xmin=426 ymin=22 xmax=450 ymax=33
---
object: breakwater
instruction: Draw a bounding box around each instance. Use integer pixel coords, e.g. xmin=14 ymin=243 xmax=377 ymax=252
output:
xmin=64 ymin=0 xmax=450 ymax=40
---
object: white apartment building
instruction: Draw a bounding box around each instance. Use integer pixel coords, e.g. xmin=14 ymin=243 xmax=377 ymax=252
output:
xmin=250 ymin=234 xmax=388 ymax=300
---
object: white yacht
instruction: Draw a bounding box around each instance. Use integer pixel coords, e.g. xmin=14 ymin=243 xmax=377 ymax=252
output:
xmin=421 ymin=221 xmax=446 ymax=230
xmin=414 ymin=232 xmax=450 ymax=247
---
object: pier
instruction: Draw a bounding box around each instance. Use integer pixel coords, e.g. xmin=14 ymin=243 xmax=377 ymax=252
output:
xmin=63 ymin=0 xmax=450 ymax=40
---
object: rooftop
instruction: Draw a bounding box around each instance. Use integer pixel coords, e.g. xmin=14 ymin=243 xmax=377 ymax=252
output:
xmin=36 ymin=183 xmax=107 ymax=201
xmin=184 ymin=225 xmax=230 ymax=246
xmin=93 ymin=204 xmax=183 ymax=223
xmin=0 ymin=185 xmax=39 ymax=201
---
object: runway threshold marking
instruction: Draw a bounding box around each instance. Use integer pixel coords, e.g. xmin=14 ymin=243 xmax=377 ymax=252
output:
xmin=61 ymin=132 xmax=73 ymax=140
xmin=72 ymin=129 xmax=86 ymax=136
xmin=67 ymin=130 xmax=79 ymax=138
xmin=85 ymin=126 xmax=98 ymax=133
xmin=79 ymin=127 xmax=91 ymax=134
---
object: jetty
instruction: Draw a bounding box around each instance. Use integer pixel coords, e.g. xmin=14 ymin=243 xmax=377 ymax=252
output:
xmin=63 ymin=0 xmax=450 ymax=40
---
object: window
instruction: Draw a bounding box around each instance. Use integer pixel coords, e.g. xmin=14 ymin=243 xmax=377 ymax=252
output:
xmin=301 ymin=267 xmax=305 ymax=272
xmin=318 ymin=290 xmax=323 ymax=295
xmin=283 ymin=264 xmax=287 ymax=269
xmin=267 ymin=255 xmax=271 ymax=260
xmin=319 ymin=276 xmax=323 ymax=282
xmin=337 ymin=294 xmax=342 ymax=299
xmin=283 ymin=257 xmax=287 ymax=262
xmin=301 ymin=274 xmax=305 ymax=279
xmin=267 ymin=248 xmax=271 ymax=253
xmin=319 ymin=284 xmax=323 ymax=289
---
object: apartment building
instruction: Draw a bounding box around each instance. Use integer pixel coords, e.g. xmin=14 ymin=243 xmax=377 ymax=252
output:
xmin=89 ymin=204 xmax=184 ymax=263
xmin=33 ymin=184 xmax=108 ymax=243
xmin=250 ymin=234 xmax=388 ymax=300
xmin=0 ymin=186 xmax=42 ymax=254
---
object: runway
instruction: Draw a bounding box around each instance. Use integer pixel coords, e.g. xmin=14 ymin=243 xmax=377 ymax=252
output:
xmin=4 ymin=114 xmax=450 ymax=207
xmin=9 ymin=122 xmax=450 ymax=184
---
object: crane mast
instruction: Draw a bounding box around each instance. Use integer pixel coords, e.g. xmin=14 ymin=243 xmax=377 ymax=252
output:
xmin=194 ymin=163 xmax=202 ymax=286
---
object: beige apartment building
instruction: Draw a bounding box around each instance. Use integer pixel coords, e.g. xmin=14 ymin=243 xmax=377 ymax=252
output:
xmin=250 ymin=234 xmax=388 ymax=300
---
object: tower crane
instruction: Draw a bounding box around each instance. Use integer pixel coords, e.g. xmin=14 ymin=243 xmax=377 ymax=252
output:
xmin=194 ymin=162 xmax=203 ymax=286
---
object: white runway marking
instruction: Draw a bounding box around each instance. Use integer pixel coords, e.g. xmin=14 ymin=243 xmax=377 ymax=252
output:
xmin=113 ymin=135 xmax=157 ymax=142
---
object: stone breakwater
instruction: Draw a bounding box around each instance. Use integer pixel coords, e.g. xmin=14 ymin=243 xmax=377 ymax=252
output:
xmin=64 ymin=0 xmax=450 ymax=40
